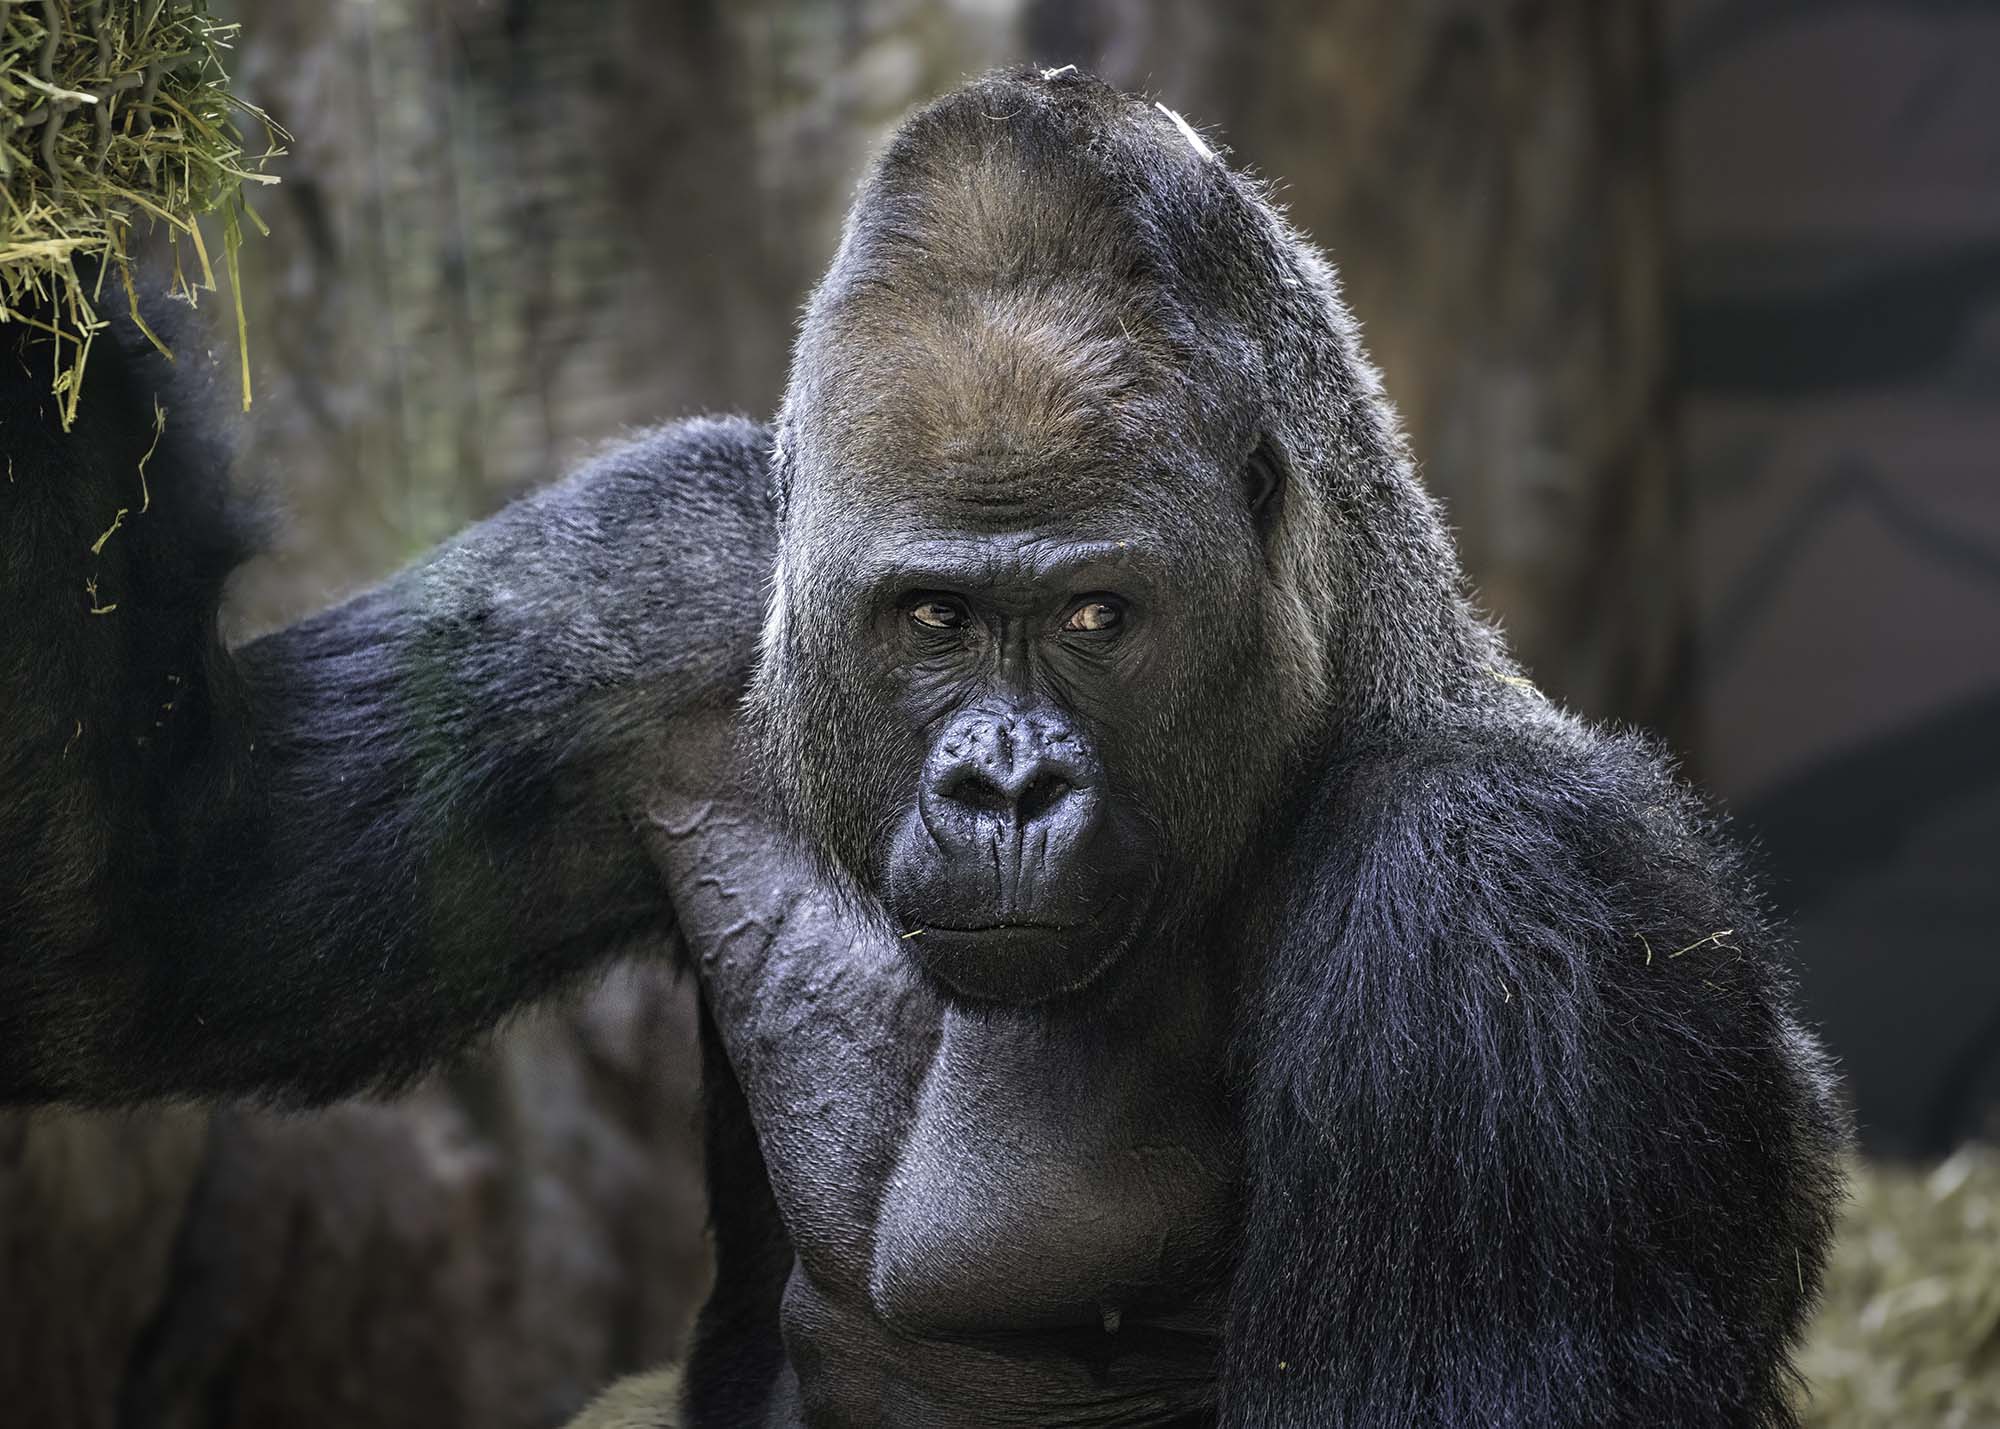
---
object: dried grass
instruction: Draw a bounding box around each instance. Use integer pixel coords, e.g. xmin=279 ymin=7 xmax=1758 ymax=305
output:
xmin=1 ymin=0 xmax=282 ymax=424
xmin=1802 ymin=1148 xmax=2000 ymax=1427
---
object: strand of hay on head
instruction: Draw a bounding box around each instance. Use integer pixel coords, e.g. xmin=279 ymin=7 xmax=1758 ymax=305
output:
xmin=0 ymin=0 xmax=283 ymax=426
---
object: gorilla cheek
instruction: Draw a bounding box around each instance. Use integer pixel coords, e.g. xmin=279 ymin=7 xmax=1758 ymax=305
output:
xmin=882 ymin=806 xmax=945 ymax=924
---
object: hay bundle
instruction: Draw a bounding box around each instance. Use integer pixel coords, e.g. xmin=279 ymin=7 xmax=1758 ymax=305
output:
xmin=1802 ymin=1149 xmax=2000 ymax=1426
xmin=0 ymin=0 xmax=280 ymax=423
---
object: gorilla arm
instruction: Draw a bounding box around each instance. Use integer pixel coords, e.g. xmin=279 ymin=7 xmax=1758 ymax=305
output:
xmin=1222 ymin=724 xmax=1847 ymax=1429
xmin=0 ymin=327 xmax=775 ymax=1106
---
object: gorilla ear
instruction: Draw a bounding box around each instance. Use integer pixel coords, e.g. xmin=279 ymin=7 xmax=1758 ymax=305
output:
xmin=1242 ymin=434 xmax=1288 ymax=541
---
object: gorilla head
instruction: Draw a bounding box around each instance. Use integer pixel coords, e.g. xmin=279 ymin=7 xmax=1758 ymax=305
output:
xmin=750 ymin=68 xmax=1480 ymax=1005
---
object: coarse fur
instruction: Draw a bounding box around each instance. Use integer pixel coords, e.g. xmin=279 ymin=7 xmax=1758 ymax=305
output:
xmin=0 ymin=68 xmax=1846 ymax=1428
xmin=0 ymin=305 xmax=774 ymax=1103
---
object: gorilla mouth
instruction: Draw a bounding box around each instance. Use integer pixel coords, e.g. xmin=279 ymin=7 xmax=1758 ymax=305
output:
xmin=891 ymin=883 xmax=1158 ymax=1008
xmin=917 ymin=920 xmax=1071 ymax=935
xmin=906 ymin=893 xmax=1132 ymax=941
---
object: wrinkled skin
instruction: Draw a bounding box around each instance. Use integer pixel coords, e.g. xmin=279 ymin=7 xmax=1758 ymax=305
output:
xmin=0 ymin=69 xmax=1846 ymax=1429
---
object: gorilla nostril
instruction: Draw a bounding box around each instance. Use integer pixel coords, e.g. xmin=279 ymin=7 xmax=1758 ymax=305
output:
xmin=936 ymin=762 xmax=1078 ymax=825
xmin=1017 ymin=770 xmax=1075 ymax=825
xmin=939 ymin=767 xmax=1010 ymax=815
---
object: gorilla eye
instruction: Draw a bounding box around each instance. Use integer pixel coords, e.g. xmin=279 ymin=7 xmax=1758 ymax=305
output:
xmin=909 ymin=597 xmax=969 ymax=631
xmin=1063 ymin=600 xmax=1122 ymax=634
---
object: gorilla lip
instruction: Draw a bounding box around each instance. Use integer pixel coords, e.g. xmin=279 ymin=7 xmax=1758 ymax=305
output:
xmin=910 ymin=920 xmax=1070 ymax=935
xmin=890 ymin=876 xmax=1160 ymax=1009
xmin=897 ymin=881 xmax=1141 ymax=945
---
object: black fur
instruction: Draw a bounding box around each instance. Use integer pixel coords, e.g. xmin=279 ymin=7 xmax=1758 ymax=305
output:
xmin=1229 ymin=730 xmax=1844 ymax=1424
xmin=0 ymin=68 xmax=1847 ymax=1428
xmin=0 ymin=309 xmax=774 ymax=1104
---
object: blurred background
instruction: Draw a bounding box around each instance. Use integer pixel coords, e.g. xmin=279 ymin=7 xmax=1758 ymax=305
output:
xmin=3 ymin=1 xmax=1996 ymax=1425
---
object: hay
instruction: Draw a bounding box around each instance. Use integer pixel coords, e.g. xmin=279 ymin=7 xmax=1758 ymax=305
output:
xmin=1802 ymin=1148 xmax=2000 ymax=1426
xmin=0 ymin=0 xmax=282 ymax=425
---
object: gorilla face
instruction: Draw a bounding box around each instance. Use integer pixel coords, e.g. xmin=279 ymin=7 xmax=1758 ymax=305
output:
xmin=863 ymin=526 xmax=1182 ymax=1002
xmin=778 ymin=476 xmax=1280 ymax=1006
xmin=747 ymin=76 xmax=1337 ymax=1007
xmin=752 ymin=334 xmax=1302 ymax=1005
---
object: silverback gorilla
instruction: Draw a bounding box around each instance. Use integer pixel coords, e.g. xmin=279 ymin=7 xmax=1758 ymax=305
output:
xmin=1 ymin=69 xmax=1845 ymax=1427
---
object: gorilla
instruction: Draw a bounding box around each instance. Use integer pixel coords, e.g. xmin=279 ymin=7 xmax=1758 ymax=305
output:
xmin=1 ymin=69 xmax=1845 ymax=1427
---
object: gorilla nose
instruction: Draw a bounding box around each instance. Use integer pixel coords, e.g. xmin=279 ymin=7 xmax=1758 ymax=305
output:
xmin=922 ymin=712 xmax=1098 ymax=847
xmin=937 ymin=761 xmax=1077 ymax=825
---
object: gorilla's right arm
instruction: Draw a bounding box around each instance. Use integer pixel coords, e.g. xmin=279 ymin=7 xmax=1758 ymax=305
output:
xmin=0 ymin=326 xmax=774 ymax=1105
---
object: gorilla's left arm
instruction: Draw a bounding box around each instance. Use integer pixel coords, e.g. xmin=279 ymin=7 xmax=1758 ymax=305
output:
xmin=1223 ymin=722 xmax=1847 ymax=1428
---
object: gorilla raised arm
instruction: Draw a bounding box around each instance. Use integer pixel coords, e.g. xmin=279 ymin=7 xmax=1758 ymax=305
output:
xmin=0 ymin=321 xmax=774 ymax=1103
xmin=4 ymin=67 xmax=1844 ymax=1428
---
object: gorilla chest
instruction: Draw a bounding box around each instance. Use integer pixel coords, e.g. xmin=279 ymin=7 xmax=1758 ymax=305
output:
xmin=662 ymin=809 xmax=1239 ymax=1315
xmin=646 ymin=778 xmax=1239 ymax=1419
xmin=862 ymin=1015 xmax=1239 ymax=1335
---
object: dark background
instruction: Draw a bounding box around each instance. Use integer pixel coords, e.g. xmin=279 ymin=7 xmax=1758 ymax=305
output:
xmin=2 ymin=2 xmax=1994 ymax=1425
